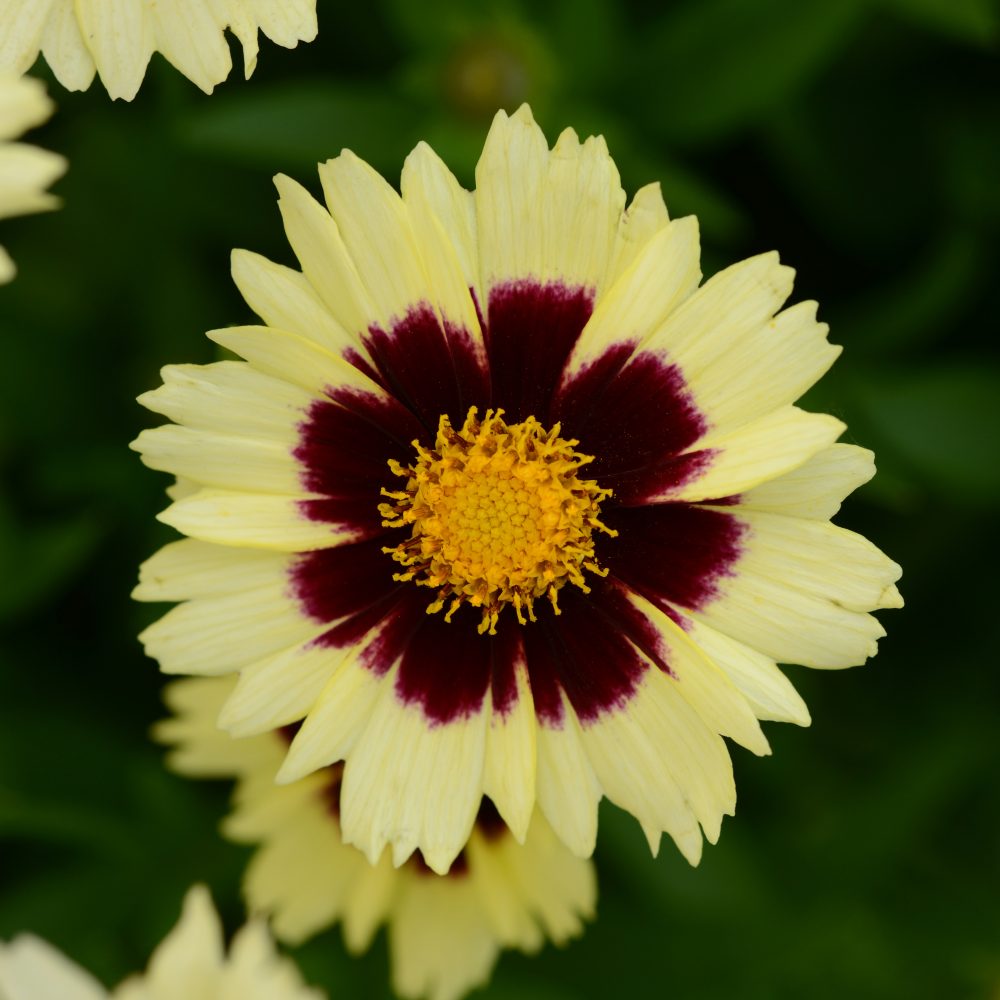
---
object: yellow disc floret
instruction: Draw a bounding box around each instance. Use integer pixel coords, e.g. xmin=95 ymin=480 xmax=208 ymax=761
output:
xmin=379 ymin=407 xmax=617 ymax=635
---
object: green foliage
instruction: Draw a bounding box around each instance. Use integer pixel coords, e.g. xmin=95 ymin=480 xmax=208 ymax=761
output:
xmin=1 ymin=0 xmax=998 ymax=998
xmin=631 ymin=0 xmax=867 ymax=145
xmin=854 ymin=364 xmax=1000 ymax=506
xmin=873 ymin=0 xmax=999 ymax=45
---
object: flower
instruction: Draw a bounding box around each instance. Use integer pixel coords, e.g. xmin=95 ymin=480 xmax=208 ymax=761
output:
xmin=0 ymin=74 xmax=65 ymax=283
xmin=133 ymin=104 xmax=902 ymax=876
xmin=0 ymin=884 xmax=324 ymax=1000
xmin=0 ymin=1 xmax=318 ymax=101
xmin=155 ymin=675 xmax=595 ymax=1000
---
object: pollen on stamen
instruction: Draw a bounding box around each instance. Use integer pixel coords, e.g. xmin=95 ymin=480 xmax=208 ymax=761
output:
xmin=379 ymin=407 xmax=617 ymax=635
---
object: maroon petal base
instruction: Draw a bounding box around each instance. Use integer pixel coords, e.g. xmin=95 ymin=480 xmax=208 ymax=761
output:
xmin=290 ymin=280 xmax=746 ymax=729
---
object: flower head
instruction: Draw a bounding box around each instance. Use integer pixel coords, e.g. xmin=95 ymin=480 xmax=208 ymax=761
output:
xmin=156 ymin=675 xmax=595 ymax=1000
xmin=0 ymin=1 xmax=318 ymax=101
xmin=0 ymin=885 xmax=324 ymax=1000
xmin=133 ymin=104 xmax=902 ymax=875
xmin=0 ymin=74 xmax=65 ymax=283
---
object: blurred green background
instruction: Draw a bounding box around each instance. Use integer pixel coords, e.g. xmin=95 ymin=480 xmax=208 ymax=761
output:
xmin=1 ymin=0 xmax=999 ymax=997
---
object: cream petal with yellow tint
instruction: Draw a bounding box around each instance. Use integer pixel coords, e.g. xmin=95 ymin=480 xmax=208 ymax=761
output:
xmin=134 ymin=537 xmax=289 ymax=604
xmin=538 ymin=127 xmax=626 ymax=293
xmin=562 ymin=215 xmax=702 ymax=382
xmin=694 ymin=577 xmax=889 ymax=671
xmin=138 ymin=362 xmax=315 ymax=439
xmin=0 ymin=935 xmax=107 ymax=1000
xmin=73 ymin=0 xmax=154 ymax=102
xmin=139 ymin=580 xmax=316 ymax=676
xmin=482 ymin=662 xmax=537 ymax=843
xmin=683 ymin=300 xmax=840 ymax=429
xmin=227 ymin=0 xmax=317 ymax=75
xmin=207 ymin=326 xmax=383 ymax=402
xmin=463 ymin=833 xmax=544 ymax=951
xmin=224 ymin=769 xmax=325 ymax=841
xmin=241 ymin=807 xmax=362 ymax=943
xmin=275 ymin=174 xmax=375 ymax=338
xmin=340 ymin=857 xmax=396 ymax=953
xmin=0 ymin=1 xmax=60 ymax=77
xmin=535 ymin=699 xmax=602 ymax=858
xmin=213 ymin=920 xmax=322 ymax=999
xmin=321 ymin=151 xmax=475 ymax=336
xmin=578 ymin=669 xmax=714 ymax=864
xmin=0 ymin=143 xmax=63 ymax=215
xmin=741 ymin=442 xmax=877 ymax=520
xmin=154 ymin=678 xmax=274 ymax=776
xmin=485 ymin=814 xmax=595 ymax=945
xmin=40 ymin=0 xmax=96 ymax=90
xmin=730 ymin=511 xmax=904 ymax=614
xmin=0 ymin=0 xmax=317 ymax=100
xmin=578 ymin=247 xmax=835 ymax=443
xmin=665 ymin=406 xmax=846 ymax=503
xmin=113 ymin=886 xmax=324 ymax=1000
xmin=400 ymin=142 xmax=481 ymax=305
xmin=684 ymin=618 xmax=811 ymax=726
xmin=133 ymin=424 xmax=303 ymax=494
xmin=641 ymin=250 xmax=793 ymax=369
xmin=390 ymin=878 xmax=496 ymax=1000
xmin=125 ymin=886 xmax=225 ymax=998
xmin=0 ymin=887 xmax=324 ymax=1000
xmin=695 ymin=512 xmax=902 ymax=669
xmin=475 ymin=105 xmax=549 ymax=287
xmin=230 ymin=252 xmax=358 ymax=358
xmin=158 ymin=488 xmax=359 ymax=551
xmin=338 ymin=665 xmax=488 ymax=873
xmin=0 ymin=70 xmax=54 ymax=138
xmin=401 ymin=172 xmax=486 ymax=358
xmin=475 ymin=105 xmax=641 ymax=294
xmin=0 ymin=75 xmax=65 ymax=283
xmin=606 ymin=182 xmax=672 ymax=286
xmin=624 ymin=589 xmax=770 ymax=756
xmin=276 ymin=649 xmax=389 ymax=782
xmin=148 ymin=0 xmax=234 ymax=95
xmin=218 ymin=638 xmax=354 ymax=737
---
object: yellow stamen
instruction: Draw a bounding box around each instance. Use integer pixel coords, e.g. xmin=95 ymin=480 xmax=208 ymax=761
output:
xmin=379 ymin=407 xmax=617 ymax=635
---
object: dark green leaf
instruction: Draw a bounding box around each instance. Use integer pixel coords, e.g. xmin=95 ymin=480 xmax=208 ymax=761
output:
xmin=853 ymin=364 xmax=1000 ymax=504
xmin=871 ymin=0 xmax=1000 ymax=44
xmin=176 ymin=83 xmax=421 ymax=174
xmin=633 ymin=0 xmax=865 ymax=145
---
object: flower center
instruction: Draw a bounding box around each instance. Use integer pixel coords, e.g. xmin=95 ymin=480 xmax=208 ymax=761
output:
xmin=379 ymin=407 xmax=617 ymax=635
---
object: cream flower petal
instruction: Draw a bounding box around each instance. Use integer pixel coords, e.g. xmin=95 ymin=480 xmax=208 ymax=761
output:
xmin=0 ymin=935 xmax=107 ymax=1000
xmin=337 ymin=674 xmax=488 ymax=873
xmin=39 ymin=2 xmax=95 ymax=91
xmin=0 ymin=886 xmax=323 ymax=1000
xmin=0 ymin=74 xmax=65 ymax=284
xmin=475 ymin=105 xmax=626 ymax=294
xmin=0 ymin=0 xmax=318 ymax=100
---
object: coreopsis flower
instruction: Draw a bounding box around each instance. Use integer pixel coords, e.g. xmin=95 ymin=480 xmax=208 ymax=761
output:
xmin=0 ymin=1 xmax=318 ymax=101
xmin=133 ymin=104 xmax=902 ymax=876
xmin=154 ymin=675 xmax=595 ymax=1000
xmin=0 ymin=74 xmax=65 ymax=283
xmin=0 ymin=885 xmax=324 ymax=1000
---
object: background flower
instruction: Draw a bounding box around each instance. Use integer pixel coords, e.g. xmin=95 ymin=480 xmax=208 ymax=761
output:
xmin=0 ymin=74 xmax=65 ymax=282
xmin=0 ymin=2 xmax=997 ymax=998
xmin=156 ymin=675 xmax=595 ymax=1000
xmin=0 ymin=0 xmax=318 ymax=101
xmin=0 ymin=885 xmax=324 ymax=999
